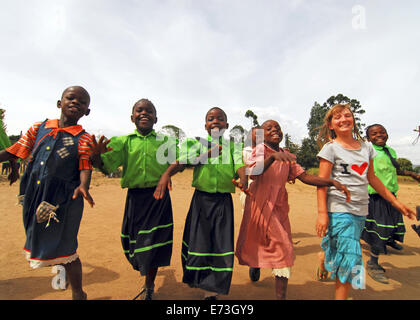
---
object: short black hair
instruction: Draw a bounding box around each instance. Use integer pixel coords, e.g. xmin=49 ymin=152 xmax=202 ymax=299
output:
xmin=61 ymin=86 xmax=90 ymax=102
xmin=205 ymin=107 xmax=227 ymax=121
xmin=132 ymin=98 xmax=157 ymax=115
xmin=365 ymin=123 xmax=386 ymax=138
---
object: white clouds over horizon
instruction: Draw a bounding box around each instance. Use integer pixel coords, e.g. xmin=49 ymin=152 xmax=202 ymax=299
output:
xmin=1 ymin=0 xmax=419 ymax=163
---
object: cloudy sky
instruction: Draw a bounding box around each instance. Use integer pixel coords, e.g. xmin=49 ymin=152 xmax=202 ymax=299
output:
xmin=1 ymin=0 xmax=419 ymax=164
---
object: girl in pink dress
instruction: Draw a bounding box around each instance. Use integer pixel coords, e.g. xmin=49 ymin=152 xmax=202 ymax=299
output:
xmin=235 ymin=120 xmax=350 ymax=299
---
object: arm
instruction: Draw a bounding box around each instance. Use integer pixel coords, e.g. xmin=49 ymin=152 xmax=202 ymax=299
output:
xmin=72 ymin=169 xmax=95 ymax=207
xmin=250 ymin=151 xmax=296 ymax=179
xmin=297 ymin=172 xmax=350 ymax=202
xmin=316 ymin=159 xmax=333 ymax=237
xmin=0 ymin=150 xmax=20 ymax=185
xmin=89 ymin=135 xmax=113 ymax=169
xmin=368 ymin=160 xmax=416 ymax=219
xmin=153 ymin=162 xmax=185 ymax=199
xmin=232 ymin=166 xmax=252 ymax=196
xmin=397 ymin=169 xmax=420 ymax=183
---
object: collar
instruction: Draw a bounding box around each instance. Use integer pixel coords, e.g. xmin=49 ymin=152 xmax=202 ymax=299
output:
xmin=131 ymin=129 xmax=157 ymax=138
xmin=372 ymin=143 xmax=389 ymax=151
xmin=45 ymin=119 xmax=84 ymax=136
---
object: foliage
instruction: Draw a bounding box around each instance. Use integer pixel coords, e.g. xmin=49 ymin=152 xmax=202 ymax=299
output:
xmin=397 ymin=158 xmax=413 ymax=172
xmin=159 ymin=125 xmax=186 ymax=142
xmin=245 ymin=110 xmax=260 ymax=127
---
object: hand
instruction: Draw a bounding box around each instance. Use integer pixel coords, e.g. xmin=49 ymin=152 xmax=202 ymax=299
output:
xmin=8 ymin=161 xmax=20 ymax=185
xmin=409 ymin=172 xmax=420 ymax=183
xmin=272 ymin=151 xmax=296 ymax=164
xmin=232 ymin=179 xmax=252 ymax=196
xmin=154 ymin=174 xmax=172 ymax=200
xmin=316 ymin=213 xmax=329 ymax=237
xmin=392 ymin=200 xmax=416 ymax=220
xmin=90 ymin=135 xmax=113 ymax=156
xmin=331 ymin=180 xmax=351 ymax=202
xmin=72 ymin=185 xmax=95 ymax=207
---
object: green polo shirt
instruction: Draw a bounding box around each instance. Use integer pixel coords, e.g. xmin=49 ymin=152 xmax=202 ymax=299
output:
xmin=100 ymin=130 xmax=178 ymax=189
xmin=0 ymin=118 xmax=11 ymax=151
xmin=178 ymin=135 xmax=244 ymax=193
xmin=368 ymin=144 xmax=399 ymax=194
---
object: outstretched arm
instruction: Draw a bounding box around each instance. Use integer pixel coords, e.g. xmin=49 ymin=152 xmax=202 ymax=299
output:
xmin=297 ymin=172 xmax=350 ymax=202
xmin=368 ymin=161 xmax=416 ymax=219
xmin=89 ymin=135 xmax=113 ymax=169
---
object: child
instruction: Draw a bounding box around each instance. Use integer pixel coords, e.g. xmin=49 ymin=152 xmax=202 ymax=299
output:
xmin=90 ymin=98 xmax=178 ymax=300
xmin=361 ymin=124 xmax=420 ymax=283
xmin=0 ymin=86 xmax=94 ymax=300
xmin=234 ymin=120 xmax=350 ymax=300
xmin=315 ymin=104 xmax=416 ymax=300
xmin=155 ymin=107 xmax=249 ymax=300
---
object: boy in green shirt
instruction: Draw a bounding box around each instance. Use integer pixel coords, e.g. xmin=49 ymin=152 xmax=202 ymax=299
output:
xmin=90 ymin=99 xmax=178 ymax=300
xmin=362 ymin=124 xmax=420 ymax=284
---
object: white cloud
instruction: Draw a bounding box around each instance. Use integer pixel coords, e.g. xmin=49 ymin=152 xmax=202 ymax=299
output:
xmin=1 ymin=0 xmax=419 ymax=163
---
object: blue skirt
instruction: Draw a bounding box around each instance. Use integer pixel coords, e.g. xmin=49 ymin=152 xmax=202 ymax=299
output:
xmin=321 ymin=212 xmax=366 ymax=287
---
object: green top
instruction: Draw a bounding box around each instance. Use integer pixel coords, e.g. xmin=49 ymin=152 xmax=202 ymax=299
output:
xmin=0 ymin=118 xmax=11 ymax=151
xmin=178 ymin=135 xmax=244 ymax=193
xmin=100 ymin=130 xmax=178 ymax=189
xmin=369 ymin=144 xmax=399 ymax=194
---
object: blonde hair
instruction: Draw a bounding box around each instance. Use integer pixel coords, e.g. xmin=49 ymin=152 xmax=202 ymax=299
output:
xmin=317 ymin=104 xmax=364 ymax=148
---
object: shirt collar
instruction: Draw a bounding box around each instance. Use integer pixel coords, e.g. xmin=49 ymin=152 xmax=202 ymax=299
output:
xmin=131 ymin=129 xmax=157 ymax=138
xmin=45 ymin=119 xmax=84 ymax=136
xmin=372 ymin=143 xmax=389 ymax=151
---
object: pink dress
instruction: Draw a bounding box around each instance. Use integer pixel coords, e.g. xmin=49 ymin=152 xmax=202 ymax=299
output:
xmin=235 ymin=144 xmax=304 ymax=269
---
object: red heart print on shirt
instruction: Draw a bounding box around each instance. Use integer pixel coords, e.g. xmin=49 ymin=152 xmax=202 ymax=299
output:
xmin=352 ymin=162 xmax=368 ymax=175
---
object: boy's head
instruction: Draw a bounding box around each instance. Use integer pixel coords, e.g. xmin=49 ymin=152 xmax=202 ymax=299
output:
xmin=131 ymin=98 xmax=157 ymax=135
xmin=205 ymin=107 xmax=229 ymax=137
xmin=261 ymin=120 xmax=283 ymax=148
xmin=57 ymin=86 xmax=91 ymax=122
xmin=366 ymin=124 xmax=388 ymax=147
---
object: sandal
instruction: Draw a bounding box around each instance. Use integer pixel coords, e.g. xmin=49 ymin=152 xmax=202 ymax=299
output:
xmin=133 ymin=285 xmax=154 ymax=300
xmin=366 ymin=261 xmax=389 ymax=284
xmin=316 ymin=266 xmax=329 ymax=281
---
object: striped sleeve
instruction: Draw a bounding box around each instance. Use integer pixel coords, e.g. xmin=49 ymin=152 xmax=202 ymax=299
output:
xmin=78 ymin=132 xmax=93 ymax=170
xmin=5 ymin=122 xmax=42 ymax=159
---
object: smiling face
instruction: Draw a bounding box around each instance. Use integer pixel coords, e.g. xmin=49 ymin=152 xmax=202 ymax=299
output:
xmin=205 ymin=107 xmax=229 ymax=137
xmin=131 ymin=100 xmax=157 ymax=135
xmin=57 ymin=86 xmax=90 ymax=125
xmin=328 ymin=106 xmax=355 ymax=137
xmin=367 ymin=124 xmax=388 ymax=147
xmin=261 ymin=120 xmax=283 ymax=149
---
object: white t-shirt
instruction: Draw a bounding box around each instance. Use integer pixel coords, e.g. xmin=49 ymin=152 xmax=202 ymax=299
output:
xmin=317 ymin=140 xmax=377 ymax=216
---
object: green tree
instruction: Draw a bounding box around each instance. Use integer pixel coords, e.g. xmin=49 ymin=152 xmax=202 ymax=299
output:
xmin=297 ymin=94 xmax=366 ymax=169
xmin=397 ymin=158 xmax=413 ymax=172
xmin=159 ymin=125 xmax=186 ymax=142
xmin=229 ymin=125 xmax=246 ymax=143
xmin=284 ymin=133 xmax=300 ymax=155
xmin=245 ymin=110 xmax=260 ymax=127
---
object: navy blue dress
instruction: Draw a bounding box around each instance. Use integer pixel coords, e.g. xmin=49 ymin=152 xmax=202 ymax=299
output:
xmin=19 ymin=120 xmax=86 ymax=268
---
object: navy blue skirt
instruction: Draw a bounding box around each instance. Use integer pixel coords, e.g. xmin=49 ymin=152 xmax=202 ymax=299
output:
xmin=121 ymin=187 xmax=173 ymax=275
xmin=181 ymin=189 xmax=234 ymax=295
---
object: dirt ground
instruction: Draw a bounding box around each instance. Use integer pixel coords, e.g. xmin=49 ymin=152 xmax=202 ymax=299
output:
xmin=0 ymin=169 xmax=419 ymax=300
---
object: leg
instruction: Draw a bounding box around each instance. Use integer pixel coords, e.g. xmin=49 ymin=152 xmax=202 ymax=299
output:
xmin=145 ymin=267 xmax=158 ymax=289
xmin=316 ymin=251 xmax=328 ymax=280
xmin=63 ymin=258 xmax=86 ymax=300
xmin=275 ymin=276 xmax=288 ymax=300
xmin=366 ymin=246 xmax=388 ymax=284
xmin=335 ymin=278 xmax=351 ymax=300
